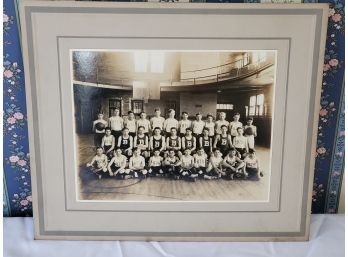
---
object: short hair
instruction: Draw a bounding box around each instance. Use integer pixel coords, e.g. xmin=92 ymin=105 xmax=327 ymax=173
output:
xmin=234 ymin=112 xmax=240 ymax=116
xmin=154 ymin=108 xmax=160 ymax=112
xmin=153 ymin=127 xmax=161 ymax=131
xmin=197 ymin=147 xmax=204 ymax=151
xmin=114 ymin=108 xmax=120 ymax=112
xmin=186 ymin=127 xmax=192 ymax=132
xmin=221 ymin=125 xmax=228 ymax=129
xmin=169 ymin=149 xmax=175 ymax=153
xmin=96 ymin=146 xmax=103 ymax=151
xmin=229 ymin=147 xmax=237 ymax=152
xmin=133 ymin=147 xmax=139 ymax=151
xmin=105 ymin=127 xmax=111 ymax=131
xmin=168 ymin=109 xmax=175 ymax=113
xmin=170 ymin=127 xmax=177 ymax=131
xmin=249 ymin=149 xmax=255 ymax=154
xmin=196 ymin=112 xmax=202 ymax=116
xmin=203 ymin=127 xmax=209 ymax=132
xmin=237 ymin=127 xmax=244 ymax=131
xmin=219 ymin=112 xmax=226 ymax=116
xmin=138 ymin=126 xmax=145 ymax=130
xmin=182 ymin=111 xmax=188 ymax=115
xmin=207 ymin=114 xmax=213 ymax=118
xmin=115 ymin=147 xmax=121 ymax=151
xmin=140 ymin=111 xmax=146 ymax=115
xmin=122 ymin=127 xmax=129 ymax=131
xmin=128 ymin=111 xmax=134 ymax=114
xmin=212 ymin=148 xmax=219 ymax=152
xmin=97 ymin=112 xmax=104 ymax=115
xmin=247 ymin=117 xmax=253 ymax=121
xmin=154 ymin=149 xmax=160 ymax=152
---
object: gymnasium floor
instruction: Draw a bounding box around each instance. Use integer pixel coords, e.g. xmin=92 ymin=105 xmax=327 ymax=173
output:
xmin=76 ymin=134 xmax=271 ymax=201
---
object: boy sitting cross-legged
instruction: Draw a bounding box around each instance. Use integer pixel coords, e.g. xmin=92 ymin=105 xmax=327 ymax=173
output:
xmin=163 ymin=149 xmax=181 ymax=180
xmin=128 ymin=147 xmax=148 ymax=179
xmin=107 ymin=148 xmax=127 ymax=179
xmin=193 ymin=148 xmax=213 ymax=180
xmin=148 ymin=150 xmax=164 ymax=177
xmin=206 ymin=148 xmax=225 ymax=179
xmin=222 ymin=148 xmax=246 ymax=180
xmin=179 ymin=149 xmax=198 ymax=182
xmin=86 ymin=147 xmax=108 ymax=180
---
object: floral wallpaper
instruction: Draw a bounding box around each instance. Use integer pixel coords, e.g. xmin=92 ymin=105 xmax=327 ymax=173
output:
xmin=3 ymin=0 xmax=344 ymax=216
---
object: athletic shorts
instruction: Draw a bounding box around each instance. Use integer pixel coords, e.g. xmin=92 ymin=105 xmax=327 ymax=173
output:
xmin=94 ymin=133 xmax=104 ymax=147
xmin=246 ymin=167 xmax=259 ymax=180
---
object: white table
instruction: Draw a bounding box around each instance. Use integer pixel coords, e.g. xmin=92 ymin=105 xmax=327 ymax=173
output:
xmin=4 ymin=214 xmax=344 ymax=257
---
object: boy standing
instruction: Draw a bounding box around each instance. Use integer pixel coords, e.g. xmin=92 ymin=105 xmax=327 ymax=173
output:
xmin=101 ymin=127 xmax=115 ymax=160
xmin=192 ymin=112 xmax=205 ymax=139
xmin=124 ymin=111 xmax=137 ymax=138
xmin=150 ymin=108 xmax=165 ymax=132
xmin=108 ymin=108 xmax=123 ymax=143
xmin=229 ymin=113 xmax=243 ymax=140
xmin=215 ymin=112 xmax=229 ymax=135
xmin=163 ymin=109 xmax=178 ymax=137
xmin=244 ymin=117 xmax=257 ymax=150
xmin=92 ymin=113 xmax=108 ymax=147
xmin=178 ymin=112 xmax=192 ymax=137
xmin=86 ymin=147 xmax=108 ymax=180
xmin=204 ymin=114 xmax=215 ymax=139
xmin=136 ymin=112 xmax=151 ymax=136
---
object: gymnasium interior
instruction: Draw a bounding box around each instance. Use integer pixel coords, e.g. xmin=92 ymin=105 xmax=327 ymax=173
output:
xmin=73 ymin=50 xmax=275 ymax=201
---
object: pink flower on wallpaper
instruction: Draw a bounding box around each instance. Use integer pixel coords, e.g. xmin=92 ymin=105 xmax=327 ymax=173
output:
xmin=17 ymin=160 xmax=27 ymax=166
xmin=7 ymin=117 xmax=16 ymax=124
xmin=323 ymin=64 xmax=331 ymax=71
xmin=332 ymin=13 xmax=342 ymax=22
xmin=328 ymin=8 xmax=335 ymax=17
xmin=13 ymin=112 xmax=24 ymax=119
xmin=3 ymin=69 xmax=13 ymax=78
xmin=26 ymin=195 xmax=32 ymax=202
xmin=20 ymin=200 xmax=29 ymax=206
xmin=3 ymin=13 xmax=9 ymax=22
xmin=329 ymin=59 xmax=339 ymax=67
xmin=317 ymin=147 xmax=327 ymax=155
xmin=319 ymin=108 xmax=328 ymax=116
xmin=333 ymin=171 xmax=341 ymax=177
xmin=9 ymin=155 xmax=19 ymax=162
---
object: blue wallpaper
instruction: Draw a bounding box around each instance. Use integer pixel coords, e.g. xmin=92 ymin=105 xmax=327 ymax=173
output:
xmin=3 ymin=0 xmax=345 ymax=216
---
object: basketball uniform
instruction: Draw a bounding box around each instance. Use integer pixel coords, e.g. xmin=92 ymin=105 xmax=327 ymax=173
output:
xmin=180 ymin=155 xmax=194 ymax=178
xmin=164 ymin=118 xmax=179 ymax=135
xmin=179 ymin=119 xmax=192 ymax=136
xmin=194 ymin=153 xmax=207 ymax=177
xmin=216 ymin=134 xmax=230 ymax=157
xmin=192 ymin=120 xmax=205 ymax=138
xmin=204 ymin=121 xmax=215 ymax=138
xmin=150 ymin=116 xmax=165 ymax=131
xmin=151 ymin=135 xmax=164 ymax=152
xmin=244 ymin=125 xmax=257 ymax=150
xmin=109 ymin=116 xmax=124 ymax=141
xmin=119 ymin=135 xmax=132 ymax=157
xmin=183 ymin=136 xmax=195 ymax=151
xmin=124 ymin=119 xmax=136 ymax=137
xmin=149 ymin=156 xmax=163 ymax=175
xmin=244 ymin=156 xmax=259 ymax=180
xmin=102 ymin=135 xmax=115 ymax=160
xmin=110 ymin=155 xmax=127 ymax=172
xmin=163 ymin=156 xmax=180 ymax=177
xmin=168 ymin=136 xmax=180 ymax=153
xmin=229 ymin=121 xmax=243 ymax=137
xmin=137 ymin=119 xmax=151 ymax=134
xmin=135 ymin=134 xmax=148 ymax=151
xmin=215 ymin=120 xmax=229 ymax=135
xmin=233 ymin=135 xmax=247 ymax=158
xmin=129 ymin=155 xmax=146 ymax=178
xmin=200 ymin=136 xmax=212 ymax=155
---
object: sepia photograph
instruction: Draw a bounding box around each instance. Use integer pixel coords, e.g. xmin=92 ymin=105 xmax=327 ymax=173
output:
xmin=72 ymin=50 xmax=276 ymax=201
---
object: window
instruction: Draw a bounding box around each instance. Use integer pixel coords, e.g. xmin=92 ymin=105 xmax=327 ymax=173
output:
xmin=132 ymin=100 xmax=144 ymax=115
xmin=150 ymin=52 xmax=164 ymax=73
xmin=109 ymin=99 xmax=122 ymax=117
xmin=246 ymin=93 xmax=265 ymax=116
xmin=216 ymin=104 xmax=234 ymax=110
xmin=134 ymin=52 xmax=165 ymax=73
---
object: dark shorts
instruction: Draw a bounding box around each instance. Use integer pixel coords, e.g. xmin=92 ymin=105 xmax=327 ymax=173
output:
xmin=111 ymin=130 xmax=122 ymax=142
xmin=94 ymin=133 xmax=104 ymax=147
xmin=129 ymin=132 xmax=136 ymax=138
xmin=235 ymin=148 xmax=246 ymax=158
xmin=246 ymin=167 xmax=259 ymax=180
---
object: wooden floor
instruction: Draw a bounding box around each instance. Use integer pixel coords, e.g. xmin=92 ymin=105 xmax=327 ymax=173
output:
xmin=77 ymin=134 xmax=271 ymax=201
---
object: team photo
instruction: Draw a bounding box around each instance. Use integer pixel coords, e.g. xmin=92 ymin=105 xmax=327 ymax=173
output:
xmin=73 ymin=50 xmax=276 ymax=201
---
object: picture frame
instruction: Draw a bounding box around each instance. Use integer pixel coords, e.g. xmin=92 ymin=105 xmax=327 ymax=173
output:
xmin=19 ymin=1 xmax=328 ymax=241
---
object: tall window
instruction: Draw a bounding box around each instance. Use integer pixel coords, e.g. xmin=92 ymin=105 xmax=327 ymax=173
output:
xmin=246 ymin=93 xmax=265 ymax=116
xmin=132 ymin=100 xmax=144 ymax=115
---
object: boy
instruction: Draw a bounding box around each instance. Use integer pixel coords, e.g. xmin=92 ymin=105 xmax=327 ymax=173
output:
xmin=86 ymin=147 xmax=108 ymax=179
xmin=150 ymin=108 xmax=165 ymax=132
xmin=179 ymin=149 xmax=197 ymax=182
xmin=134 ymin=126 xmax=149 ymax=158
xmin=215 ymin=112 xmax=229 ymax=135
xmin=136 ymin=112 xmax=151 ymax=136
xmin=233 ymin=127 xmax=249 ymax=159
xmin=128 ymin=148 xmax=148 ymax=179
xmin=206 ymin=148 xmax=225 ymax=178
xmin=163 ymin=109 xmax=178 ymax=137
xmin=192 ymin=112 xmax=205 ymax=139
xmin=107 ymin=148 xmax=127 ymax=178
xmin=163 ymin=149 xmax=181 ymax=179
xmin=148 ymin=150 xmax=164 ymax=176
xmin=222 ymin=148 xmax=245 ymax=180
xmin=204 ymin=114 xmax=215 ymax=139
xmin=213 ymin=125 xmax=233 ymax=157
xmin=193 ymin=148 xmax=211 ymax=179
xmin=181 ymin=127 xmax=196 ymax=154
xmin=101 ymin=127 xmax=115 ymax=160
xmin=166 ymin=127 xmax=181 ymax=156
xmin=124 ymin=111 xmax=137 ymax=138
xmin=92 ymin=113 xmax=108 ymax=147
xmin=244 ymin=117 xmax=257 ymax=150
xmin=199 ymin=127 xmax=213 ymax=156
xmin=108 ymin=108 xmax=123 ymax=143
xmin=229 ymin=113 xmax=243 ymax=140
xmin=117 ymin=127 xmax=133 ymax=158
xmin=149 ymin=127 xmax=166 ymax=155
xmin=243 ymin=149 xmax=261 ymax=181
xmin=178 ymin=112 xmax=192 ymax=137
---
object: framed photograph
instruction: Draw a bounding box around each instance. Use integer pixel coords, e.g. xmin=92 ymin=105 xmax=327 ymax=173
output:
xmin=19 ymin=1 xmax=328 ymax=241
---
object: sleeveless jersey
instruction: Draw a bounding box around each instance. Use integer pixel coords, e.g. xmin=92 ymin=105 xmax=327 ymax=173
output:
xmin=113 ymin=155 xmax=126 ymax=167
xmin=124 ymin=119 xmax=136 ymax=133
xmin=136 ymin=135 xmax=147 ymax=146
xmin=245 ymin=157 xmax=258 ymax=169
xmin=181 ymin=155 xmax=194 ymax=169
xmin=130 ymin=156 xmax=145 ymax=169
xmin=201 ymin=137 xmax=211 ymax=153
xmin=217 ymin=134 xmax=229 ymax=151
xmin=234 ymin=136 xmax=247 ymax=148
xmin=103 ymin=135 xmax=114 ymax=146
xmin=210 ymin=156 xmax=223 ymax=167
xmin=192 ymin=120 xmax=205 ymax=134
xmin=152 ymin=136 xmax=163 ymax=150
xmin=183 ymin=136 xmax=194 ymax=150
xmin=119 ymin=136 xmax=131 ymax=149
xmin=151 ymin=116 xmax=165 ymax=130
xmin=224 ymin=155 xmax=237 ymax=166
xmin=150 ymin=156 xmax=162 ymax=167
xmin=166 ymin=156 xmax=178 ymax=165
xmin=137 ymin=119 xmax=150 ymax=133
xmin=169 ymin=136 xmax=180 ymax=148
xmin=205 ymin=122 xmax=215 ymax=137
